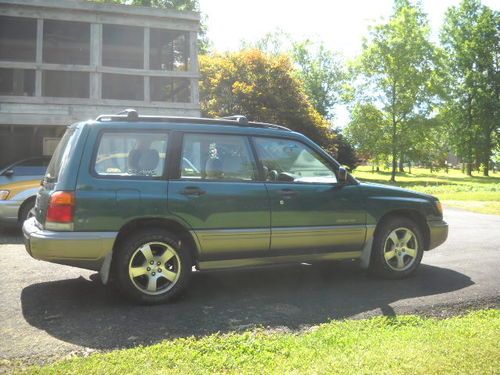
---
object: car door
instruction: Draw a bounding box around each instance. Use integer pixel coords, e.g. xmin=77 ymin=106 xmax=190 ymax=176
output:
xmin=253 ymin=136 xmax=366 ymax=254
xmin=168 ymin=132 xmax=270 ymax=260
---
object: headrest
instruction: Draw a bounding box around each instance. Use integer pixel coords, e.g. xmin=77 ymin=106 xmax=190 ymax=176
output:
xmin=138 ymin=149 xmax=160 ymax=171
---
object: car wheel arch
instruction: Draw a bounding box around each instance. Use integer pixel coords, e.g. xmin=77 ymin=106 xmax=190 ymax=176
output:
xmin=18 ymin=196 xmax=36 ymax=222
xmin=374 ymin=209 xmax=430 ymax=251
xmin=112 ymin=217 xmax=199 ymax=269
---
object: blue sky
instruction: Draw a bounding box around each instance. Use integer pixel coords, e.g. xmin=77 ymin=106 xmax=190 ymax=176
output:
xmin=198 ymin=0 xmax=499 ymax=126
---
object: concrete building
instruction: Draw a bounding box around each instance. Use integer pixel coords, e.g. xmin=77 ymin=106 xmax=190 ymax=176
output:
xmin=0 ymin=0 xmax=200 ymax=165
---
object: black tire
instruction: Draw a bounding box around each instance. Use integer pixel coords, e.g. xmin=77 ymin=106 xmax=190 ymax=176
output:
xmin=113 ymin=228 xmax=192 ymax=304
xmin=19 ymin=198 xmax=35 ymax=224
xmin=369 ymin=216 xmax=424 ymax=279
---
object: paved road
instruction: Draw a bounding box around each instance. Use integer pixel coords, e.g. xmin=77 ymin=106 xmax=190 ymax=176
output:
xmin=0 ymin=207 xmax=499 ymax=366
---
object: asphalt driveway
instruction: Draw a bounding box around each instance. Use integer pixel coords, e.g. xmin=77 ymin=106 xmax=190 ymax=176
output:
xmin=0 ymin=207 xmax=499 ymax=366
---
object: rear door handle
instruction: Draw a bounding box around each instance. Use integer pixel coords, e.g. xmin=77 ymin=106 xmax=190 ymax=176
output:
xmin=180 ymin=186 xmax=206 ymax=196
xmin=278 ymin=189 xmax=297 ymax=198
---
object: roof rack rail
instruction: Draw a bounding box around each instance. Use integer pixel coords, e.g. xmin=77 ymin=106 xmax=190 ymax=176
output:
xmin=95 ymin=109 xmax=292 ymax=132
xmin=222 ymin=115 xmax=249 ymax=125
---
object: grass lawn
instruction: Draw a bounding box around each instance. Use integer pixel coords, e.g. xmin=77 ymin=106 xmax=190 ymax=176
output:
xmin=22 ymin=310 xmax=499 ymax=374
xmin=353 ymin=166 xmax=500 ymax=215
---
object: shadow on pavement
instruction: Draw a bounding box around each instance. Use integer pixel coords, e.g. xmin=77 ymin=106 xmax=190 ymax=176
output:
xmin=0 ymin=225 xmax=22 ymax=245
xmin=21 ymin=261 xmax=473 ymax=351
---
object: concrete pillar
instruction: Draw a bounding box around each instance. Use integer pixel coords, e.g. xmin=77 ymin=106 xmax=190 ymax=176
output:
xmin=144 ymin=27 xmax=150 ymax=102
xmin=90 ymin=23 xmax=102 ymax=99
xmin=189 ymin=31 xmax=199 ymax=105
xmin=35 ymin=19 xmax=43 ymax=97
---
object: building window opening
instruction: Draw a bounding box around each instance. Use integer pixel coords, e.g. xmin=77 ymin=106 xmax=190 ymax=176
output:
xmin=43 ymin=20 xmax=91 ymax=65
xmin=150 ymin=29 xmax=189 ymax=71
xmin=0 ymin=16 xmax=37 ymax=62
xmin=103 ymin=24 xmax=144 ymax=69
xmin=42 ymin=70 xmax=89 ymax=98
xmin=102 ymin=73 xmax=144 ymax=101
xmin=0 ymin=68 xmax=35 ymax=96
xmin=150 ymin=77 xmax=190 ymax=103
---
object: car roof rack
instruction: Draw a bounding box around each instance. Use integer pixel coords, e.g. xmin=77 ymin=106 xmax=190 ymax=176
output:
xmin=95 ymin=110 xmax=292 ymax=132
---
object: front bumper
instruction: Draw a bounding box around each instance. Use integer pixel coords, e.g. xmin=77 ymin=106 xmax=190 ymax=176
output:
xmin=22 ymin=217 xmax=117 ymax=271
xmin=427 ymin=219 xmax=448 ymax=250
xmin=0 ymin=199 xmax=20 ymax=223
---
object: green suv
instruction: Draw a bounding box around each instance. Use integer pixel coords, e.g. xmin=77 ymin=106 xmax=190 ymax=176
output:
xmin=23 ymin=110 xmax=448 ymax=304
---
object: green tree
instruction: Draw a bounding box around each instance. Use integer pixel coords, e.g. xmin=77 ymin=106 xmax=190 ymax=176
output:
xmin=345 ymin=103 xmax=391 ymax=169
xmin=440 ymin=0 xmax=499 ymax=176
xmin=354 ymin=0 xmax=438 ymax=181
xmin=292 ymin=41 xmax=347 ymax=119
xmin=199 ymin=50 xmax=335 ymax=151
xmin=242 ymin=31 xmax=347 ymax=120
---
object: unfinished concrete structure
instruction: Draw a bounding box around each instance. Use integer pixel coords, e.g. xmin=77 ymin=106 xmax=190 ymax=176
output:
xmin=0 ymin=0 xmax=200 ymax=165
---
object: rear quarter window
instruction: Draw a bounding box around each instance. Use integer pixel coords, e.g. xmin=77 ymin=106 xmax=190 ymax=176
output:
xmin=45 ymin=128 xmax=78 ymax=183
xmin=93 ymin=131 xmax=168 ymax=178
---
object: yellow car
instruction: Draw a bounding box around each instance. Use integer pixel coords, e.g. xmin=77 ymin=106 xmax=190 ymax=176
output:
xmin=0 ymin=157 xmax=50 ymax=224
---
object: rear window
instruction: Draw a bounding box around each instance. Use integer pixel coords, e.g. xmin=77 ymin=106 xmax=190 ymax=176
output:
xmin=94 ymin=132 xmax=168 ymax=178
xmin=45 ymin=127 xmax=77 ymax=183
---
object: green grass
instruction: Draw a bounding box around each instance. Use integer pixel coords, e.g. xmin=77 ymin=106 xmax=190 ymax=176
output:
xmin=21 ymin=310 xmax=500 ymax=374
xmin=353 ymin=166 xmax=500 ymax=214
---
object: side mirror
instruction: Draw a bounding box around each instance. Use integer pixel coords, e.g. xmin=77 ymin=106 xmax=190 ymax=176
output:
xmin=1 ymin=169 xmax=14 ymax=177
xmin=337 ymin=167 xmax=348 ymax=184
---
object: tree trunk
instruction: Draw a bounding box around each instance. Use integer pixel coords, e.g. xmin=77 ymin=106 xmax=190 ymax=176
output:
xmin=461 ymin=163 xmax=465 ymax=174
xmin=408 ymin=161 xmax=411 ymax=174
xmin=466 ymin=162 xmax=472 ymax=176
xmin=398 ymin=155 xmax=404 ymax=173
xmin=482 ymin=160 xmax=489 ymax=176
xmin=391 ymin=152 xmax=397 ymax=182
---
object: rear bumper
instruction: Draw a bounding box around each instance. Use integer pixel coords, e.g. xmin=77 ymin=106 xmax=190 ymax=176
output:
xmin=427 ymin=219 xmax=448 ymax=250
xmin=22 ymin=217 xmax=117 ymax=271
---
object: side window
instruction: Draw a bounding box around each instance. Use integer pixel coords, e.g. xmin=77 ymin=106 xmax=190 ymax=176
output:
xmin=180 ymin=133 xmax=256 ymax=181
xmin=254 ymin=137 xmax=338 ymax=184
xmin=12 ymin=158 xmax=48 ymax=176
xmin=94 ymin=132 xmax=167 ymax=178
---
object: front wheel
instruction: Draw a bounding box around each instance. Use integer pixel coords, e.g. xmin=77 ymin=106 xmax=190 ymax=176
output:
xmin=113 ymin=229 xmax=192 ymax=304
xmin=369 ymin=217 xmax=424 ymax=279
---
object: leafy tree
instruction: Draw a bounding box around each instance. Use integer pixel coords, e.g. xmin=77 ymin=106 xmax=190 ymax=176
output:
xmin=242 ymin=30 xmax=347 ymax=120
xmin=345 ymin=103 xmax=391 ymax=169
xmin=331 ymin=128 xmax=359 ymax=170
xmin=292 ymin=41 xmax=347 ymax=120
xmin=90 ymin=0 xmax=210 ymax=53
xmin=199 ymin=50 xmax=335 ymax=151
xmin=440 ymin=0 xmax=499 ymax=176
xmin=354 ymin=0 xmax=438 ymax=181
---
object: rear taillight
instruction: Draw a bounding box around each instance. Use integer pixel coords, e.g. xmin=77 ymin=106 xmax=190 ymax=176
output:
xmin=46 ymin=191 xmax=75 ymax=230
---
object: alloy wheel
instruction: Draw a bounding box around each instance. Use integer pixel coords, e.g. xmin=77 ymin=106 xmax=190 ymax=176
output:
xmin=383 ymin=227 xmax=419 ymax=271
xmin=128 ymin=241 xmax=181 ymax=295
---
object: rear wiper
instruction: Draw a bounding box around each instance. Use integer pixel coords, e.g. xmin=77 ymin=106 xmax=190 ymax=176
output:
xmin=44 ymin=175 xmax=56 ymax=183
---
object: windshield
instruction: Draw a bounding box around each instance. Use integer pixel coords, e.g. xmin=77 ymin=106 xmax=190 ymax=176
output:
xmin=45 ymin=127 xmax=77 ymax=183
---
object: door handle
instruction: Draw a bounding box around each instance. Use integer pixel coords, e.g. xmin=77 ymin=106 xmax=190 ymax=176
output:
xmin=180 ymin=187 xmax=206 ymax=196
xmin=278 ymin=189 xmax=297 ymax=198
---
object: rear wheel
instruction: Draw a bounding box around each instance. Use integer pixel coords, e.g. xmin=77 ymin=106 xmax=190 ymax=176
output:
xmin=113 ymin=229 xmax=192 ymax=304
xmin=369 ymin=217 xmax=424 ymax=279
